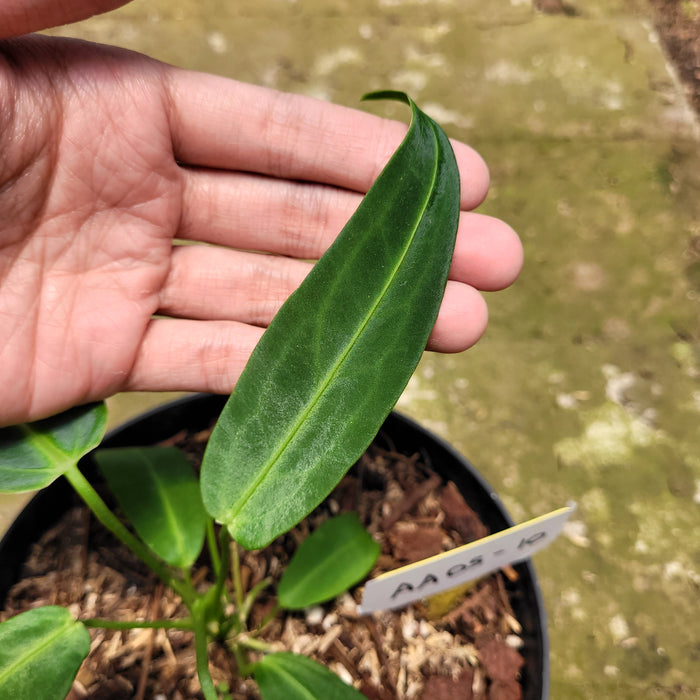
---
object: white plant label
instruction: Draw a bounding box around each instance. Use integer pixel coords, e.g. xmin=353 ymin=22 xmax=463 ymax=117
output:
xmin=358 ymin=502 xmax=576 ymax=615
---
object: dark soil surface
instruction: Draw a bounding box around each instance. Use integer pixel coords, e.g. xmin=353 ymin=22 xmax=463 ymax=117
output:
xmin=649 ymin=0 xmax=700 ymax=116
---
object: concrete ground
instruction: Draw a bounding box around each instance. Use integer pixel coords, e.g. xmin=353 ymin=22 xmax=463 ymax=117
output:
xmin=3 ymin=0 xmax=699 ymax=697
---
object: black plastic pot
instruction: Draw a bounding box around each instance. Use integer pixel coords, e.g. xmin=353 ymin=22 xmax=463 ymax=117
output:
xmin=0 ymin=393 xmax=549 ymax=699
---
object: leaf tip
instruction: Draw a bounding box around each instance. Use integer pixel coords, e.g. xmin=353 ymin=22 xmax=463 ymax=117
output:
xmin=361 ymin=90 xmax=411 ymax=106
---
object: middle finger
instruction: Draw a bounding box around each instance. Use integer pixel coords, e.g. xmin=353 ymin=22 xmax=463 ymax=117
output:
xmin=178 ymin=168 xmax=523 ymax=290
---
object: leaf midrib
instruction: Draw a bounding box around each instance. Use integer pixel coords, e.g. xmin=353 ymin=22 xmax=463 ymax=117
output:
xmin=0 ymin=614 xmax=79 ymax=686
xmin=18 ymin=424 xmax=70 ymax=467
xmin=144 ymin=455 xmax=189 ymax=565
xmin=263 ymin=661 xmax=317 ymax=700
xmin=223 ymin=120 xmax=441 ymax=527
xmin=284 ymin=541 xmax=374 ymax=591
xmin=283 ymin=532 xmax=375 ymax=604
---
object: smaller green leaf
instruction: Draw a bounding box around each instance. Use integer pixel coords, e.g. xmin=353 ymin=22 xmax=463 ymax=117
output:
xmin=278 ymin=513 xmax=380 ymax=610
xmin=95 ymin=447 xmax=207 ymax=568
xmin=0 ymin=402 xmax=108 ymax=493
xmin=254 ymin=652 xmax=367 ymax=700
xmin=0 ymin=606 xmax=90 ymax=699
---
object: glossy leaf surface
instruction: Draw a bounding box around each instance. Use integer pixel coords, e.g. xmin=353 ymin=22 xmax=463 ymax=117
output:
xmin=201 ymin=92 xmax=460 ymax=549
xmin=254 ymin=652 xmax=367 ymax=700
xmin=278 ymin=513 xmax=380 ymax=609
xmin=0 ymin=606 xmax=90 ymax=699
xmin=0 ymin=402 xmax=107 ymax=493
xmin=95 ymin=446 xmax=207 ymax=568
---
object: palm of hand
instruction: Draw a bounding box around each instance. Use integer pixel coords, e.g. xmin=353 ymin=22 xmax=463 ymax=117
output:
xmin=1 ymin=39 xmax=183 ymax=423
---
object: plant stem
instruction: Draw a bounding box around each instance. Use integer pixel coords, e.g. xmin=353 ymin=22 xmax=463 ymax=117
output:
xmin=232 ymin=642 xmax=255 ymax=678
xmin=241 ymin=578 xmax=272 ymax=625
xmin=193 ymin=610 xmax=219 ymax=700
xmin=64 ymin=464 xmax=190 ymax=603
xmin=231 ymin=538 xmax=244 ymax=616
xmin=253 ymin=600 xmax=280 ymax=635
xmin=215 ymin=526 xmax=232 ymax=607
xmin=207 ymin=519 xmax=221 ymax=578
xmin=237 ymin=636 xmax=274 ymax=653
xmin=83 ymin=617 xmax=193 ymax=630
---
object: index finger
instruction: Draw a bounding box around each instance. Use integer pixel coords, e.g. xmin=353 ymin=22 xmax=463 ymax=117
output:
xmin=165 ymin=69 xmax=490 ymax=210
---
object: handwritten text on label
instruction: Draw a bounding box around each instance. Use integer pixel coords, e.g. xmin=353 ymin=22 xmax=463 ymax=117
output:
xmin=358 ymin=503 xmax=575 ymax=615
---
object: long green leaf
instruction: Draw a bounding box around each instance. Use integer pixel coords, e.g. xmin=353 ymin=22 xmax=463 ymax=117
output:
xmin=0 ymin=606 xmax=90 ymax=698
xmin=95 ymin=447 xmax=207 ymax=568
xmin=254 ymin=652 xmax=367 ymax=700
xmin=0 ymin=402 xmax=107 ymax=493
xmin=278 ymin=513 xmax=379 ymax=610
xmin=201 ymin=92 xmax=460 ymax=549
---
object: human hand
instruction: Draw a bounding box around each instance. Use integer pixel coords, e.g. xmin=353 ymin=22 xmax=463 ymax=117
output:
xmin=0 ymin=35 xmax=522 ymax=427
xmin=0 ymin=0 xmax=130 ymax=38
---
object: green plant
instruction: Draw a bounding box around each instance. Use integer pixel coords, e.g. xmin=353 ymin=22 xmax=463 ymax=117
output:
xmin=0 ymin=92 xmax=460 ymax=700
